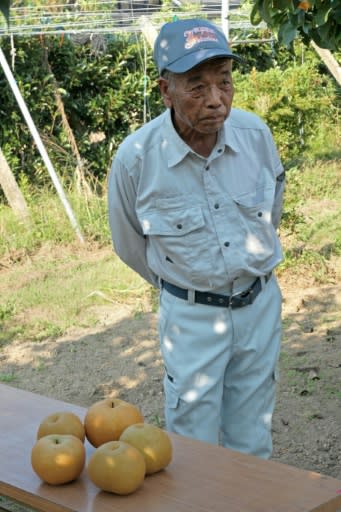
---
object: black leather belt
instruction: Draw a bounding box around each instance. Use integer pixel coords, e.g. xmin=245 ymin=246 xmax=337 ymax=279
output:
xmin=161 ymin=274 xmax=271 ymax=309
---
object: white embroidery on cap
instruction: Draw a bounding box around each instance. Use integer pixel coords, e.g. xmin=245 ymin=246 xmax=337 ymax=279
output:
xmin=184 ymin=27 xmax=219 ymax=49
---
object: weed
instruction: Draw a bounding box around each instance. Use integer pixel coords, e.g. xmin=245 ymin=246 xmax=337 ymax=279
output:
xmin=33 ymin=322 xmax=64 ymax=342
xmin=0 ymin=156 xmax=340 ymax=345
xmin=0 ymin=301 xmax=16 ymax=322
xmin=0 ymin=373 xmax=16 ymax=382
xmin=323 ymin=386 xmax=341 ymax=399
xmin=279 ymin=351 xmax=290 ymax=363
xmin=35 ymin=358 xmax=46 ymax=371
xmin=134 ymin=310 xmax=143 ymax=320
xmin=281 ymin=318 xmax=294 ymax=330
xmin=306 ymin=412 xmax=324 ymax=421
xmin=150 ymin=414 xmax=164 ymax=428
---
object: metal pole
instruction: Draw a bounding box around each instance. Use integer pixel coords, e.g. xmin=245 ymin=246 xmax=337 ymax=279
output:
xmin=221 ymin=0 xmax=229 ymax=40
xmin=0 ymin=46 xmax=85 ymax=243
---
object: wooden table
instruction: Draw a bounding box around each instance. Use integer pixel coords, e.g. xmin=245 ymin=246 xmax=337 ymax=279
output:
xmin=0 ymin=384 xmax=340 ymax=512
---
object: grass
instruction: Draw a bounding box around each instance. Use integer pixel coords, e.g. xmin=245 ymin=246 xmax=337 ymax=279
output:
xmin=0 ymin=373 xmax=16 ymax=382
xmin=0 ymin=245 xmax=150 ymax=344
xmin=0 ymin=182 xmax=154 ymax=343
xmin=277 ymin=156 xmax=341 ymax=280
xmin=0 ymin=145 xmax=341 ymax=343
xmin=0 ymin=185 xmax=111 ymax=255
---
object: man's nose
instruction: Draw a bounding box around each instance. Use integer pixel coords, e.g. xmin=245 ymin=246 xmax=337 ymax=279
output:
xmin=206 ymin=85 xmax=222 ymax=105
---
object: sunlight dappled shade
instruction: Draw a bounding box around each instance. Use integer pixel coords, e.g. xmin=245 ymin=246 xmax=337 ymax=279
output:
xmin=182 ymin=372 xmax=213 ymax=402
xmin=171 ymin=324 xmax=181 ymax=336
xmin=164 ymin=336 xmax=173 ymax=352
xmin=141 ymin=219 xmax=151 ymax=233
xmin=263 ymin=210 xmax=271 ymax=223
xmin=246 ymin=233 xmax=265 ymax=255
xmin=182 ymin=389 xmax=198 ymax=402
xmin=117 ymin=375 xmax=140 ymax=389
xmin=214 ymin=318 xmax=228 ymax=334
xmin=160 ymin=37 xmax=168 ymax=49
xmin=262 ymin=413 xmax=272 ymax=428
xmin=194 ymin=372 xmax=214 ymax=388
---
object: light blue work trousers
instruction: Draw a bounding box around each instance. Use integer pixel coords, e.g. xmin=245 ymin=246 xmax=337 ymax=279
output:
xmin=158 ymin=274 xmax=282 ymax=459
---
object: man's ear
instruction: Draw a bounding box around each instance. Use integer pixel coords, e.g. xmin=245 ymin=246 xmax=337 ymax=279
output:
xmin=158 ymin=77 xmax=173 ymax=109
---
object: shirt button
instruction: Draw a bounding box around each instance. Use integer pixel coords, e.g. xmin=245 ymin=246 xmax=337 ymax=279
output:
xmin=214 ymin=203 xmax=220 ymax=209
xmin=224 ymin=241 xmax=230 ymax=247
xmin=177 ymin=223 xmax=183 ymax=229
xmin=258 ymin=211 xmax=263 ymax=217
xmin=205 ymin=165 xmax=210 ymax=171
xmin=218 ymin=149 xmax=223 ymax=153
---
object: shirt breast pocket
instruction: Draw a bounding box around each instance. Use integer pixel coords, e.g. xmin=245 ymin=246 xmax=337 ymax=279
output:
xmin=140 ymin=205 xmax=205 ymax=237
xmin=232 ymin=184 xmax=269 ymax=208
xmin=137 ymin=205 xmax=212 ymax=285
xmin=231 ymin=186 xmax=276 ymax=264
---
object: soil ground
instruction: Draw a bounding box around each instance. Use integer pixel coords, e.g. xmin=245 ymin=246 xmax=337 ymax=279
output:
xmin=0 ymin=247 xmax=340 ymax=512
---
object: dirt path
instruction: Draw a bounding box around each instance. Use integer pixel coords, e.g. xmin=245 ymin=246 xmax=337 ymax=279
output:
xmin=1 ymin=268 xmax=340 ymax=481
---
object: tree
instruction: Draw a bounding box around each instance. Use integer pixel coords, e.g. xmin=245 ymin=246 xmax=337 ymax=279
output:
xmin=0 ymin=147 xmax=30 ymax=221
xmin=1 ymin=0 xmax=340 ymax=54
xmin=0 ymin=0 xmax=9 ymax=23
xmin=251 ymin=0 xmax=341 ymax=51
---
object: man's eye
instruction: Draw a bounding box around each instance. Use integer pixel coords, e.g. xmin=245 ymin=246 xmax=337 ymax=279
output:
xmin=190 ymin=85 xmax=204 ymax=95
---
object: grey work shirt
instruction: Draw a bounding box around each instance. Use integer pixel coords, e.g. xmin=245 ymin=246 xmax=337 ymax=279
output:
xmin=108 ymin=107 xmax=285 ymax=293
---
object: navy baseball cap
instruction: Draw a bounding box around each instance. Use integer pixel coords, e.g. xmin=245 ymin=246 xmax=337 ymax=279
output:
xmin=154 ymin=18 xmax=242 ymax=75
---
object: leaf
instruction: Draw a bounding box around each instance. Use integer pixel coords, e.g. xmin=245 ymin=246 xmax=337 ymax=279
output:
xmin=250 ymin=0 xmax=264 ymax=25
xmin=301 ymin=19 xmax=312 ymax=34
xmin=273 ymin=0 xmax=292 ymax=10
xmin=314 ymin=4 xmax=332 ymax=26
xmin=278 ymin=20 xmax=298 ymax=45
xmin=0 ymin=0 xmax=10 ymax=23
xmin=333 ymin=4 xmax=341 ymax=23
xmin=260 ymin=0 xmax=276 ymax=24
xmin=316 ymin=21 xmax=333 ymax=41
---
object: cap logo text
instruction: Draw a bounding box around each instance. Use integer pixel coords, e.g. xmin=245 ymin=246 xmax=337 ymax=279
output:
xmin=184 ymin=27 xmax=219 ymax=49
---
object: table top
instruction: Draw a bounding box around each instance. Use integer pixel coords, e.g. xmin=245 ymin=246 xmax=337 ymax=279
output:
xmin=1 ymin=383 xmax=341 ymax=512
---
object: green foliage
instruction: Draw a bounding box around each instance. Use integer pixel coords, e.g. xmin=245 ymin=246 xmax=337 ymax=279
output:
xmin=0 ymin=373 xmax=16 ymax=382
xmin=0 ymin=33 xmax=162 ymax=189
xmin=0 ymin=183 xmax=111 ymax=256
xmin=0 ymin=300 xmax=16 ymax=321
xmin=278 ymin=158 xmax=341 ymax=279
xmin=0 ymin=193 xmax=150 ymax=341
xmin=0 ymin=29 xmax=339 ymax=197
xmin=1 ymin=153 xmax=340 ymax=341
xmin=0 ymin=0 xmax=9 ymax=23
xmin=233 ymin=62 xmax=339 ymax=163
xmin=250 ymin=0 xmax=341 ymax=50
xmin=46 ymin=35 xmax=160 ymax=178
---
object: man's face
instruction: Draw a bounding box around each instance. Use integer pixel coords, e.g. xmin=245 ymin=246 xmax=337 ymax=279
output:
xmin=159 ymin=58 xmax=234 ymax=137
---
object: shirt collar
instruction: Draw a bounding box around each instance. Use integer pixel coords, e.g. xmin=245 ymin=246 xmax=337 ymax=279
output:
xmin=161 ymin=109 xmax=240 ymax=167
xmin=220 ymin=114 xmax=240 ymax=154
xmin=161 ymin=109 xmax=192 ymax=167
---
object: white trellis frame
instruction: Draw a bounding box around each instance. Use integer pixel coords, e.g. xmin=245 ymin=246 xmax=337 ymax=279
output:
xmin=0 ymin=1 xmax=274 ymax=244
xmin=0 ymin=46 xmax=85 ymax=243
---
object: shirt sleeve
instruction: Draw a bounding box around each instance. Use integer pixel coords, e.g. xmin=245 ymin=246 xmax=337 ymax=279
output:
xmin=267 ymin=129 xmax=285 ymax=230
xmin=273 ymin=170 xmax=286 ymax=230
xmin=107 ymin=156 xmax=159 ymax=287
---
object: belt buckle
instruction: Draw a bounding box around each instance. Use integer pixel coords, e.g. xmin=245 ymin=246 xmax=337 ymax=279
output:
xmin=230 ymin=286 xmax=254 ymax=309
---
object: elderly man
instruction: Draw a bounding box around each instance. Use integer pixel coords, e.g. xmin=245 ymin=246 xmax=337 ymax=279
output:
xmin=108 ymin=18 xmax=285 ymax=459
